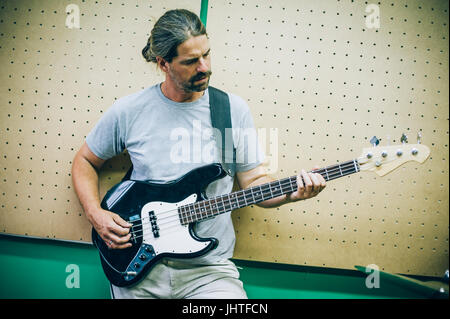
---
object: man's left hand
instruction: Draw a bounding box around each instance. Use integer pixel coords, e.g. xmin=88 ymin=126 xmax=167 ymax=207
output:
xmin=288 ymin=168 xmax=326 ymax=202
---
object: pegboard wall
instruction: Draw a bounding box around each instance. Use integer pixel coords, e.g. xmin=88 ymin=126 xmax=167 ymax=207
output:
xmin=206 ymin=0 xmax=448 ymax=277
xmin=0 ymin=0 xmax=199 ymax=240
xmin=0 ymin=0 xmax=448 ymax=277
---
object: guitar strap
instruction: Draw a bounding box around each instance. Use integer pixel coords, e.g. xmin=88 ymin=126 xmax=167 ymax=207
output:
xmin=122 ymin=86 xmax=236 ymax=181
xmin=208 ymin=86 xmax=236 ymax=177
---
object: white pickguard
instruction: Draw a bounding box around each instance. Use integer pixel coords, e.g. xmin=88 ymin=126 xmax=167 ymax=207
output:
xmin=140 ymin=194 xmax=210 ymax=255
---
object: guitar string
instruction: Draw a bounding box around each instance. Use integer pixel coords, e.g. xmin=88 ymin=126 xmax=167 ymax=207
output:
xmin=126 ymin=161 xmax=364 ymax=239
xmin=129 ymin=161 xmax=353 ymax=228
xmin=126 ymin=159 xmax=358 ymax=233
xmin=129 ymin=166 xmax=359 ymax=240
xmin=127 ymin=160 xmax=360 ymax=237
xmin=177 ymin=160 xmax=359 ymax=223
xmin=128 ymin=162 xmax=373 ymax=241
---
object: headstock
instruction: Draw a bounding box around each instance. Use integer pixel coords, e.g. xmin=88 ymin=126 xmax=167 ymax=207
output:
xmin=358 ymin=134 xmax=430 ymax=176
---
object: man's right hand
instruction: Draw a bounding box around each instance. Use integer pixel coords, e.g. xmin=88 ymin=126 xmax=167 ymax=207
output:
xmin=90 ymin=208 xmax=133 ymax=249
xmin=72 ymin=142 xmax=133 ymax=250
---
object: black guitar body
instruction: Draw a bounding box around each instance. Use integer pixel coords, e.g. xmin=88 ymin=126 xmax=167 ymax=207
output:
xmin=92 ymin=163 xmax=227 ymax=287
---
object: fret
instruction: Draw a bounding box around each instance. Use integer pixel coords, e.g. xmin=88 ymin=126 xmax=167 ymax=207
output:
xmin=220 ymin=194 xmax=227 ymax=212
xmin=207 ymin=198 xmax=214 ymax=218
xmin=213 ymin=196 xmax=221 ymax=213
xmin=268 ymin=182 xmax=279 ymax=198
xmin=184 ymin=206 xmax=190 ymax=224
xmin=182 ymin=205 xmax=188 ymax=224
xmin=178 ymin=206 xmax=185 ymax=224
xmin=289 ymin=176 xmax=295 ymax=192
xmin=190 ymin=203 xmax=197 ymax=223
xmin=195 ymin=203 xmax=200 ymax=219
xmin=233 ymin=193 xmax=240 ymax=209
xmin=208 ymin=198 xmax=215 ymax=213
xmin=192 ymin=202 xmax=199 ymax=221
xmin=235 ymin=190 xmax=243 ymax=209
xmin=216 ymin=198 xmax=221 ymax=212
xmin=252 ymin=187 xmax=260 ymax=201
xmin=277 ymin=180 xmax=283 ymax=196
xmin=200 ymin=200 xmax=207 ymax=218
xmin=277 ymin=180 xmax=284 ymax=196
xmin=241 ymin=189 xmax=248 ymax=207
xmin=250 ymin=187 xmax=256 ymax=203
xmin=353 ymin=159 xmax=359 ymax=172
xmin=204 ymin=200 xmax=209 ymax=217
xmin=268 ymin=182 xmax=274 ymax=198
xmin=179 ymin=159 xmax=361 ymax=224
xmin=185 ymin=204 xmax=192 ymax=223
xmin=228 ymin=193 xmax=235 ymax=210
xmin=227 ymin=194 xmax=233 ymax=211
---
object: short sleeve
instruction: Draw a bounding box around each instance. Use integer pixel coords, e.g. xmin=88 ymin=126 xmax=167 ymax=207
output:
xmin=85 ymin=102 xmax=126 ymax=160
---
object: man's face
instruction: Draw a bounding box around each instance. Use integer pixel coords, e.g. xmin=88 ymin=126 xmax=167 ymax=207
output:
xmin=167 ymin=35 xmax=212 ymax=93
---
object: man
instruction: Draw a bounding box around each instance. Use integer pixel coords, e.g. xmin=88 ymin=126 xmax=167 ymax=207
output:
xmin=71 ymin=9 xmax=326 ymax=299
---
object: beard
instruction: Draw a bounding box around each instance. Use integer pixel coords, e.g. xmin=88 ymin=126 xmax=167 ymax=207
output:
xmin=170 ymin=69 xmax=213 ymax=93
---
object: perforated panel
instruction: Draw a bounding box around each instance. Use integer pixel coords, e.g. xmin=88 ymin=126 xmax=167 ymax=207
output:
xmin=206 ymin=0 xmax=448 ymax=276
xmin=0 ymin=0 xmax=200 ymax=241
xmin=0 ymin=0 xmax=448 ymax=277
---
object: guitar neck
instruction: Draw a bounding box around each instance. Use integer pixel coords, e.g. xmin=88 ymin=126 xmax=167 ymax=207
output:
xmin=179 ymin=159 xmax=360 ymax=225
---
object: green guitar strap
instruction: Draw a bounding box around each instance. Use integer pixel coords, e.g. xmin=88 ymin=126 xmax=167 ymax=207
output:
xmin=122 ymin=86 xmax=236 ymax=181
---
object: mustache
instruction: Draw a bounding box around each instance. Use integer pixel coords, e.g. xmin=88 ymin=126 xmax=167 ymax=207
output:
xmin=191 ymin=71 xmax=212 ymax=82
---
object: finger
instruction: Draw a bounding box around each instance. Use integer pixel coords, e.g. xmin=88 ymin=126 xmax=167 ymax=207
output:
xmin=317 ymin=173 xmax=326 ymax=188
xmin=115 ymin=232 xmax=132 ymax=244
xmin=302 ymin=169 xmax=313 ymax=193
xmin=110 ymin=224 xmax=130 ymax=237
xmin=112 ymin=213 xmax=132 ymax=228
xmin=105 ymin=232 xmax=128 ymax=245
xmin=111 ymin=215 xmax=132 ymax=236
xmin=105 ymin=233 xmax=132 ymax=249
xmin=295 ymin=172 xmax=305 ymax=197
xmin=309 ymin=172 xmax=320 ymax=192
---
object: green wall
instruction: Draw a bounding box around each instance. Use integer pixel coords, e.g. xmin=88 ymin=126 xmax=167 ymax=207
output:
xmin=0 ymin=235 xmax=428 ymax=299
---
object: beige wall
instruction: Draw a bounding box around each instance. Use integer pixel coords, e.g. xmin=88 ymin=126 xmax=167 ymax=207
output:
xmin=0 ymin=0 xmax=448 ymax=276
xmin=207 ymin=0 xmax=448 ymax=276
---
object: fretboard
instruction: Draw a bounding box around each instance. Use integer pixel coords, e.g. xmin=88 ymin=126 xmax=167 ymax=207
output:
xmin=178 ymin=159 xmax=360 ymax=225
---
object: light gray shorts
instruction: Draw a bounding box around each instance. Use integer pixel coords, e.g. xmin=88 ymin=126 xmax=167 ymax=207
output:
xmin=110 ymin=258 xmax=248 ymax=299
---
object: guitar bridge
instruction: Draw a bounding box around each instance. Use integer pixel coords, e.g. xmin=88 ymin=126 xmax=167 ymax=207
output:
xmin=148 ymin=211 xmax=160 ymax=238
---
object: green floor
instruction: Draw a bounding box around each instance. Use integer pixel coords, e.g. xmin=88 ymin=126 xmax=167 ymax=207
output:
xmin=0 ymin=234 xmax=432 ymax=299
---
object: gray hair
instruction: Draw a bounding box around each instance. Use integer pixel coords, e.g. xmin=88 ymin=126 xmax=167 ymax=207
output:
xmin=142 ymin=9 xmax=207 ymax=63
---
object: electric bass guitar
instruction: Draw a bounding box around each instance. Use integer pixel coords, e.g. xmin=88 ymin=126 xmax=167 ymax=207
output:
xmin=92 ymin=140 xmax=430 ymax=287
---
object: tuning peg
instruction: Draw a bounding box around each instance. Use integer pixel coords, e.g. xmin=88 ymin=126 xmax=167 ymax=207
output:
xmin=400 ymin=133 xmax=408 ymax=144
xmin=370 ymin=136 xmax=380 ymax=147
xmin=417 ymin=132 xmax=422 ymax=144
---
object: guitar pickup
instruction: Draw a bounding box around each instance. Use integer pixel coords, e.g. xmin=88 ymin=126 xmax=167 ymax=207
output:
xmin=148 ymin=211 xmax=160 ymax=238
xmin=128 ymin=214 xmax=142 ymax=244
